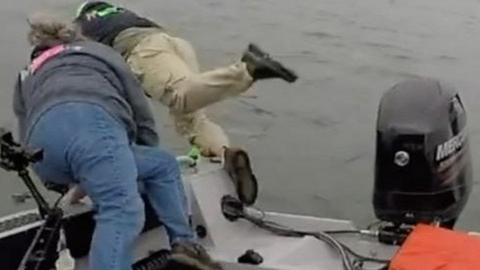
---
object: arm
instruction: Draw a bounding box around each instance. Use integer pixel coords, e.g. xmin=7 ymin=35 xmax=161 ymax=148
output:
xmin=59 ymin=185 xmax=88 ymax=207
xmin=93 ymin=40 xmax=160 ymax=146
xmin=124 ymin=76 xmax=159 ymax=146
xmin=116 ymin=60 xmax=160 ymax=146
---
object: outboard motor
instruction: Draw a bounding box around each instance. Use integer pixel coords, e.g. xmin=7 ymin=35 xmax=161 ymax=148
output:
xmin=374 ymin=78 xmax=472 ymax=228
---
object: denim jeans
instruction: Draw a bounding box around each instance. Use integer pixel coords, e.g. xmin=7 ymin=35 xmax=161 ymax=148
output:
xmin=27 ymin=102 xmax=194 ymax=270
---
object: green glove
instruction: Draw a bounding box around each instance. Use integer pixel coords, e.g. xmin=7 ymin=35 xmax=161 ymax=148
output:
xmin=187 ymin=146 xmax=201 ymax=161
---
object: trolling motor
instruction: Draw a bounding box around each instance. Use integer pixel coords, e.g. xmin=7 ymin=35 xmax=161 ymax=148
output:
xmin=0 ymin=130 xmax=47 ymax=215
xmin=373 ymin=78 xmax=473 ymax=243
xmin=0 ymin=128 xmax=64 ymax=270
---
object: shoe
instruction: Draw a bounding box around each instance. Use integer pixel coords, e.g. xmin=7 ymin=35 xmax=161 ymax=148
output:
xmin=166 ymin=242 xmax=223 ymax=270
xmin=223 ymin=147 xmax=259 ymax=206
xmin=241 ymin=43 xmax=298 ymax=83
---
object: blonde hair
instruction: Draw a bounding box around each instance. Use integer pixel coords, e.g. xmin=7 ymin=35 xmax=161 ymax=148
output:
xmin=27 ymin=14 xmax=83 ymax=47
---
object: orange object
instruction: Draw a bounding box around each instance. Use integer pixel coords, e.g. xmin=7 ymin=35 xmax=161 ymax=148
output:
xmin=389 ymin=224 xmax=480 ymax=270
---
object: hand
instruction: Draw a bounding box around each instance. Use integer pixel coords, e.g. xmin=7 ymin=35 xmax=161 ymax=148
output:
xmin=59 ymin=185 xmax=89 ymax=207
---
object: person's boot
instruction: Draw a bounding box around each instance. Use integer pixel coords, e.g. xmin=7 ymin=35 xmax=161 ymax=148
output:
xmin=166 ymin=241 xmax=223 ymax=270
xmin=223 ymin=147 xmax=259 ymax=206
xmin=241 ymin=43 xmax=298 ymax=83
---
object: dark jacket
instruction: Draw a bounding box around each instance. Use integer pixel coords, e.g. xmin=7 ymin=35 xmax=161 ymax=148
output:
xmin=13 ymin=41 xmax=159 ymax=146
xmin=75 ymin=4 xmax=160 ymax=46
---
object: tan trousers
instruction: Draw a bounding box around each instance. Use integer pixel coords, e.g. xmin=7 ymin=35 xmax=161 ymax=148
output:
xmin=126 ymin=32 xmax=253 ymax=156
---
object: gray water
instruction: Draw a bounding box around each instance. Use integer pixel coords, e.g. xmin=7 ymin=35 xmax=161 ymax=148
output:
xmin=0 ymin=0 xmax=479 ymax=231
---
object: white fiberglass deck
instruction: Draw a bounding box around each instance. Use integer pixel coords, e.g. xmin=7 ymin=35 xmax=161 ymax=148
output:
xmin=72 ymin=160 xmax=397 ymax=270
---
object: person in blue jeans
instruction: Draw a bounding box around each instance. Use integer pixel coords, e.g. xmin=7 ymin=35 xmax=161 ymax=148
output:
xmin=13 ymin=16 xmax=221 ymax=270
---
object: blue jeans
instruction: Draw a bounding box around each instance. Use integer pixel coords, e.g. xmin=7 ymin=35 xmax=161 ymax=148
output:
xmin=27 ymin=102 xmax=194 ymax=270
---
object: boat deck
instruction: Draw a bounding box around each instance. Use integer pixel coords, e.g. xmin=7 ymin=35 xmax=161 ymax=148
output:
xmin=74 ymin=161 xmax=398 ymax=269
xmin=1 ymin=160 xmax=398 ymax=270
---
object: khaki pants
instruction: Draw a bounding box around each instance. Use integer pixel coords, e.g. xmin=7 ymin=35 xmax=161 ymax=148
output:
xmin=126 ymin=32 xmax=253 ymax=156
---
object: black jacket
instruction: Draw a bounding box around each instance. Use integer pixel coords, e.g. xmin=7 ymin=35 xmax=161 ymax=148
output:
xmin=75 ymin=4 xmax=160 ymax=46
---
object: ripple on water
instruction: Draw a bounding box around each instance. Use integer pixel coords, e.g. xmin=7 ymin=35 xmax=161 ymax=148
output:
xmin=363 ymin=41 xmax=410 ymax=52
xmin=206 ymin=1 xmax=223 ymax=8
xmin=303 ymin=31 xmax=341 ymax=40
xmin=435 ymin=55 xmax=457 ymax=62
xmin=237 ymin=100 xmax=277 ymax=118
xmin=360 ymin=25 xmax=399 ymax=34
xmin=353 ymin=65 xmax=423 ymax=80
xmin=387 ymin=54 xmax=416 ymax=61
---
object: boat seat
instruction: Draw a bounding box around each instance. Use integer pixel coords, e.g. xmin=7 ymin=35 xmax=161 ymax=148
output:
xmin=44 ymin=182 xmax=69 ymax=195
xmin=38 ymin=181 xmax=162 ymax=259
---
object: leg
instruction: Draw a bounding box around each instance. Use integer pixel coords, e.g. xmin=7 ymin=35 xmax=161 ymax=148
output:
xmin=68 ymin=113 xmax=145 ymax=270
xmin=28 ymin=103 xmax=145 ymax=270
xmin=165 ymin=36 xmax=234 ymax=156
xmin=171 ymin=109 xmax=230 ymax=157
xmin=130 ymin=146 xmax=225 ymax=270
xmin=126 ymin=33 xmax=296 ymax=158
xmin=169 ymin=36 xmax=201 ymax=73
xmin=127 ymin=32 xmax=243 ymax=156
xmin=131 ymin=144 xmax=194 ymax=243
xmin=77 ymin=147 xmax=144 ymax=270
xmin=127 ymin=32 xmax=254 ymax=114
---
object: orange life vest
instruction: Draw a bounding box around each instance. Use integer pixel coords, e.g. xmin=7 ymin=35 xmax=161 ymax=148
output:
xmin=390 ymin=224 xmax=480 ymax=270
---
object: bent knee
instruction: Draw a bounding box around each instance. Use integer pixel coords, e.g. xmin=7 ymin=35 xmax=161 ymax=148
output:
xmin=96 ymin=192 xmax=146 ymax=228
xmin=159 ymin=149 xmax=181 ymax=172
xmin=153 ymin=148 xmax=182 ymax=183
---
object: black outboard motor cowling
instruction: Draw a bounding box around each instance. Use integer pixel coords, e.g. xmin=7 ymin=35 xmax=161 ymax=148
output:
xmin=374 ymin=78 xmax=472 ymax=227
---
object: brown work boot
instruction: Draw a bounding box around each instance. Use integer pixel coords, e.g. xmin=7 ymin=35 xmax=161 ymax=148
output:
xmin=223 ymin=147 xmax=259 ymax=206
xmin=166 ymin=241 xmax=223 ymax=270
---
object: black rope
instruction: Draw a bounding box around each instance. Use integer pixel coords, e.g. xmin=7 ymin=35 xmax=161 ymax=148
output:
xmin=242 ymin=212 xmax=355 ymax=270
xmin=225 ymin=197 xmax=390 ymax=270
xmin=324 ymin=230 xmax=363 ymax=235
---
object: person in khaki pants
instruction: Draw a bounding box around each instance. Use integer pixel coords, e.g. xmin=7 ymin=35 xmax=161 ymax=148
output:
xmin=124 ymin=32 xmax=254 ymax=157
xmin=74 ymin=1 xmax=297 ymax=207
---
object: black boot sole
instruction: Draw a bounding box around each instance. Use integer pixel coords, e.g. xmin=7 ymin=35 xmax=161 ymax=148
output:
xmin=224 ymin=148 xmax=259 ymax=206
xmin=244 ymin=43 xmax=298 ymax=83
xmin=165 ymin=254 xmax=223 ymax=270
